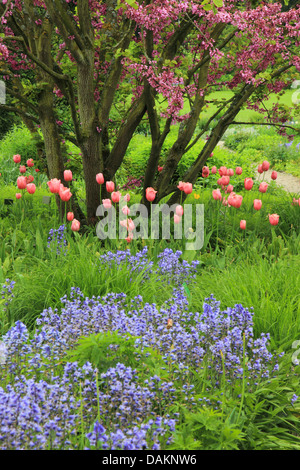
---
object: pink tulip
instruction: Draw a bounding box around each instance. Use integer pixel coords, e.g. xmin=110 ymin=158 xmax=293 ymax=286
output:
xmin=222 ymin=197 xmax=228 ymax=206
xmin=158 ymin=165 xmax=163 ymax=172
xmin=125 ymin=232 xmax=133 ymax=243
xmin=220 ymin=175 xmax=230 ymax=186
xmin=212 ymin=189 xmax=222 ymax=201
xmin=177 ymin=181 xmax=185 ymax=191
xmin=259 ymin=182 xmax=268 ymax=193
xmin=211 ymin=166 xmax=217 ymax=174
xmin=19 ymin=165 xmax=26 ymax=174
xmin=26 ymin=175 xmax=34 ymax=184
xmin=146 ymin=187 xmax=157 ymax=202
xmin=13 ymin=154 xmax=21 ymax=164
xmin=96 ymin=173 xmax=104 ymax=184
xmin=122 ymin=205 xmax=130 ymax=216
xmin=124 ymin=193 xmax=130 ymax=202
xmin=111 ymin=191 xmax=121 ymax=203
xmin=127 ymin=218 xmax=135 ymax=232
xmin=219 ymin=166 xmax=227 ymax=176
xmin=106 ymin=181 xmax=115 ymax=193
xmin=226 ymin=184 xmax=234 ymax=193
xmin=47 ymin=178 xmax=61 ymax=194
xmin=59 ymin=186 xmax=72 ymax=201
xmin=67 ymin=212 xmax=74 ymax=221
xmin=17 ymin=176 xmax=27 ymax=190
xmin=174 ymin=214 xmax=181 ymax=224
xmin=228 ymin=193 xmax=243 ymax=208
xmin=210 ymin=152 xmax=214 ymax=157
xmin=262 ymin=160 xmax=270 ymax=172
xmin=183 ymin=182 xmax=193 ymax=194
xmin=26 ymin=183 xmax=36 ymax=194
xmin=102 ymin=199 xmax=112 ymax=210
xmin=227 ymin=168 xmax=234 ymax=177
xmin=269 ymin=214 xmax=279 ymax=226
xmin=64 ymin=170 xmax=72 ymax=182
xmin=235 ymin=166 xmax=243 ymax=175
xmin=202 ymin=166 xmax=210 ymax=178
xmin=27 ymin=158 xmax=34 ymax=167
xmin=271 ymin=171 xmax=277 ymax=180
xmin=16 ymin=193 xmax=22 ymax=199
xmin=244 ymin=178 xmax=254 ymax=191
xmin=71 ymin=219 xmax=80 ymax=232
xmin=175 ymin=205 xmax=184 ymax=216
xmin=292 ymin=197 xmax=300 ymax=206
xmin=253 ymin=199 xmax=262 ymax=211
xmin=257 ymin=164 xmax=264 ymax=174
xmin=240 ymin=220 xmax=246 ymax=230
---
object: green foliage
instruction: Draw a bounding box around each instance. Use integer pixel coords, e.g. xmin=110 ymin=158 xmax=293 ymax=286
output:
xmin=65 ymin=330 xmax=166 ymax=378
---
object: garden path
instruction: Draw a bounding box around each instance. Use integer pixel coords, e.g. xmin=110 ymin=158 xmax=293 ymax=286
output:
xmin=217 ymin=141 xmax=300 ymax=194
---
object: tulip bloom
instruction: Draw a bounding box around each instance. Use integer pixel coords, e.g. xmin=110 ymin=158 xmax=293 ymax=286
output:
xmin=174 ymin=214 xmax=181 ymax=224
xmin=211 ymin=166 xmax=217 ymax=174
xmin=240 ymin=220 xmax=246 ymax=230
xmin=19 ymin=165 xmax=26 ymax=174
xmin=202 ymin=166 xmax=210 ymax=178
xmin=17 ymin=176 xmax=27 ymax=190
xmin=26 ymin=175 xmax=34 ymax=184
xmin=235 ymin=166 xmax=243 ymax=175
xmin=47 ymin=178 xmax=61 ymax=194
xmin=212 ymin=189 xmax=222 ymax=201
xmin=257 ymin=164 xmax=263 ymax=174
xmin=271 ymin=171 xmax=277 ymax=180
xmin=183 ymin=182 xmax=193 ymax=194
xmin=27 ymin=158 xmax=34 ymax=167
xmin=15 ymin=193 xmax=22 ymax=199
xmin=71 ymin=219 xmax=80 ymax=232
xmin=269 ymin=214 xmax=279 ymax=226
xmin=262 ymin=160 xmax=270 ymax=172
xmin=228 ymin=193 xmax=243 ymax=208
xmin=253 ymin=199 xmax=262 ymax=211
xmin=175 ymin=205 xmax=184 ymax=216
xmin=177 ymin=181 xmax=185 ymax=191
xmin=35 ymin=168 xmax=40 ymax=173
xmin=124 ymin=193 xmax=130 ymax=202
xmin=220 ymin=175 xmax=230 ymax=186
xmin=96 ymin=173 xmax=104 ymax=184
xmin=13 ymin=154 xmax=21 ymax=164
xmin=227 ymin=168 xmax=234 ymax=177
xmin=158 ymin=165 xmax=163 ymax=172
xmin=244 ymin=178 xmax=254 ymax=191
xmin=111 ymin=191 xmax=121 ymax=203
xmin=102 ymin=199 xmax=112 ymax=210
xmin=64 ymin=170 xmax=73 ymax=182
xmin=26 ymin=183 xmax=36 ymax=194
xmin=106 ymin=181 xmax=115 ymax=193
xmin=125 ymin=232 xmax=133 ymax=243
xmin=122 ymin=205 xmax=130 ymax=216
xmin=259 ymin=182 xmax=268 ymax=193
xmin=59 ymin=186 xmax=72 ymax=201
xmin=67 ymin=212 xmax=74 ymax=222
xmin=218 ymin=166 xmax=227 ymax=176
xmin=226 ymin=184 xmax=234 ymax=193
xmin=145 ymin=187 xmax=157 ymax=202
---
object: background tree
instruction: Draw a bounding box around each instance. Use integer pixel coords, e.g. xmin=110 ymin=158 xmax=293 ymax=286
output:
xmin=0 ymin=0 xmax=299 ymax=223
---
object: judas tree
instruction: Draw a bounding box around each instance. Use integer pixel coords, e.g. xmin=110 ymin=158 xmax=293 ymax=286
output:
xmin=0 ymin=0 xmax=299 ymax=224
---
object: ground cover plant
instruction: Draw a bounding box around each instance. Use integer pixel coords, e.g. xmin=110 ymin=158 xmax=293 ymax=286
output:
xmin=0 ymin=0 xmax=300 ymax=453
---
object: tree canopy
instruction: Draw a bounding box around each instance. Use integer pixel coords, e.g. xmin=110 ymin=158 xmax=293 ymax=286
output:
xmin=0 ymin=0 xmax=299 ymax=223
